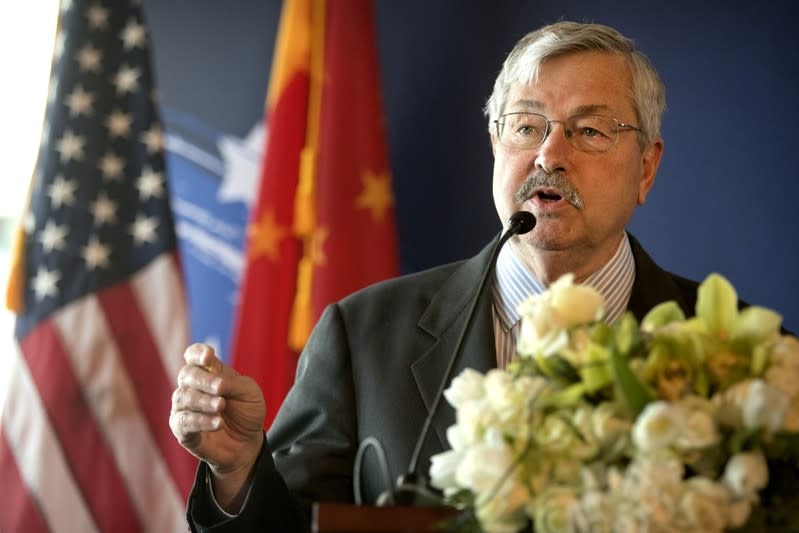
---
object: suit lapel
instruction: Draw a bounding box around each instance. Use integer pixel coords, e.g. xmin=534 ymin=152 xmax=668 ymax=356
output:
xmin=410 ymin=237 xmax=499 ymax=453
xmin=627 ymin=234 xmax=696 ymax=320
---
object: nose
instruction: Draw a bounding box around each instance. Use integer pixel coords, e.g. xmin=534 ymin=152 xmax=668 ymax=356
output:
xmin=534 ymin=122 xmax=572 ymax=174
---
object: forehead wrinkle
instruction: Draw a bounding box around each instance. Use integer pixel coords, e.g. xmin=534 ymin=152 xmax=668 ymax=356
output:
xmin=506 ymin=98 xmax=545 ymax=112
xmin=506 ymin=99 xmax=619 ymax=118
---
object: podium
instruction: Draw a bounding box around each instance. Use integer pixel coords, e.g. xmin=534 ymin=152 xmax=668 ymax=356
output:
xmin=313 ymin=503 xmax=459 ymax=532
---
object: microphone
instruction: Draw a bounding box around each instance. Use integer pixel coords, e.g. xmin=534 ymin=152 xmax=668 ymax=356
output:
xmin=379 ymin=211 xmax=536 ymax=506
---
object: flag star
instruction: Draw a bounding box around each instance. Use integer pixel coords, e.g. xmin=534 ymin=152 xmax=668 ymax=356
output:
xmin=47 ymin=175 xmax=78 ymax=208
xmin=82 ymin=236 xmax=111 ymax=270
xmin=40 ymin=120 xmax=51 ymax=147
xmin=86 ymin=4 xmax=110 ymax=29
xmin=97 ymin=152 xmax=125 ymax=180
xmin=248 ymin=209 xmax=289 ymax=261
xmin=53 ymin=30 xmax=65 ymax=61
xmin=23 ymin=211 xmax=36 ymax=233
xmin=140 ymin=124 xmax=163 ymax=153
xmin=48 ymin=76 xmax=60 ymax=104
xmin=130 ymin=214 xmax=159 ymax=244
xmin=76 ymin=44 xmax=102 ymax=72
xmin=354 ymin=170 xmax=394 ymax=222
xmin=65 ymin=85 xmax=94 ymax=117
xmin=121 ymin=19 xmax=147 ymax=49
xmin=306 ymin=226 xmax=329 ymax=266
xmin=137 ymin=167 xmax=164 ymax=200
xmin=38 ymin=220 xmax=69 ymax=252
xmin=32 ymin=267 xmax=60 ymax=300
xmin=106 ymin=110 xmax=133 ymax=138
xmin=91 ymin=193 xmax=117 ymax=225
xmin=113 ymin=65 xmax=141 ymax=94
xmin=55 ymin=129 xmax=85 ymax=163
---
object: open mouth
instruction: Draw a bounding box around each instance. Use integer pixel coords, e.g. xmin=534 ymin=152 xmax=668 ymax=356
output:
xmin=534 ymin=188 xmax=564 ymax=202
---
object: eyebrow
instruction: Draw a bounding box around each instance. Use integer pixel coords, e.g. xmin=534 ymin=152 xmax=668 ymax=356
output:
xmin=507 ymin=100 xmax=614 ymax=116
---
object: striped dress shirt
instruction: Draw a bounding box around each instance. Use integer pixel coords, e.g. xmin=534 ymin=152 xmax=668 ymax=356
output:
xmin=491 ymin=233 xmax=636 ymax=368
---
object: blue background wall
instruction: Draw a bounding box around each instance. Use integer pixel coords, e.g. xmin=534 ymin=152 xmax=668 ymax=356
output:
xmin=144 ymin=0 xmax=799 ymax=352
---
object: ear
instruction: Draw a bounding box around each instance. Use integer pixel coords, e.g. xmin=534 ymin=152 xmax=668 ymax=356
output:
xmin=490 ymin=134 xmax=497 ymax=157
xmin=637 ymin=137 xmax=663 ymax=205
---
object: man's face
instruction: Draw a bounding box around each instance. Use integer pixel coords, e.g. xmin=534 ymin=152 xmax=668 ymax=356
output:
xmin=491 ymin=51 xmax=663 ymax=270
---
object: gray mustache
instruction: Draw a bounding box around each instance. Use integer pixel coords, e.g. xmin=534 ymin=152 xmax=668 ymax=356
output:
xmin=514 ymin=172 xmax=584 ymax=210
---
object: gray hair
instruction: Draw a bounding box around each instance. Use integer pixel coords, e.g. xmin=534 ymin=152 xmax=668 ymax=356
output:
xmin=485 ymin=21 xmax=665 ymax=148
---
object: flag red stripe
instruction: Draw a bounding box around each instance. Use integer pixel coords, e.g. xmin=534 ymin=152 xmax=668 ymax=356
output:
xmin=97 ymin=281 xmax=196 ymax=496
xmin=20 ymin=319 xmax=142 ymax=532
xmin=0 ymin=429 xmax=50 ymax=533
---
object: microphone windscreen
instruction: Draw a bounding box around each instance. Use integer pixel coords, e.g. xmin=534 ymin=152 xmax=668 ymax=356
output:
xmin=508 ymin=211 xmax=536 ymax=235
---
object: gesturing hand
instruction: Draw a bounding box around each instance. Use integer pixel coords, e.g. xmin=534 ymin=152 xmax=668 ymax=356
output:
xmin=170 ymin=343 xmax=266 ymax=507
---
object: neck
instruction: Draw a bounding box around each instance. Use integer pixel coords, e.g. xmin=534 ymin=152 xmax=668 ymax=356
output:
xmin=509 ymin=233 xmax=626 ymax=286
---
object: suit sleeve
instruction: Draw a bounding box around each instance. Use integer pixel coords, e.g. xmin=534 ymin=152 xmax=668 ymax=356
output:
xmin=185 ymin=303 xmax=357 ymax=532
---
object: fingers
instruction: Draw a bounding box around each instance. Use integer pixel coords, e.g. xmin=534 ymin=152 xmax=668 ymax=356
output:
xmin=183 ymin=342 xmax=219 ymax=371
xmin=171 ymin=384 xmax=224 ymax=415
xmin=169 ymin=408 xmax=221 ymax=446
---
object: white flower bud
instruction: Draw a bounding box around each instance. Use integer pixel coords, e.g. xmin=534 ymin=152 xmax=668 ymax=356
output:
xmin=444 ymin=368 xmax=485 ymax=408
xmin=723 ymin=451 xmax=769 ymax=499
xmin=632 ymin=402 xmax=680 ymax=453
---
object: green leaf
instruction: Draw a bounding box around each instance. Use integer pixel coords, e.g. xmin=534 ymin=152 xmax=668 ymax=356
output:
xmin=579 ymin=344 xmax=613 ymax=394
xmin=610 ymin=348 xmax=655 ymax=417
xmin=615 ymin=312 xmax=640 ymax=354
xmin=751 ymin=343 xmax=770 ymax=376
xmin=732 ymin=306 xmax=783 ymax=343
xmin=696 ymin=273 xmax=738 ymax=335
xmin=541 ymin=383 xmax=586 ymax=408
xmin=641 ymin=301 xmax=685 ymax=332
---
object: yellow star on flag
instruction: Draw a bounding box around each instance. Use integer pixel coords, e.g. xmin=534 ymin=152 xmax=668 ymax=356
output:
xmin=355 ymin=170 xmax=393 ymax=222
xmin=248 ymin=208 xmax=289 ymax=261
xmin=307 ymin=226 xmax=329 ymax=266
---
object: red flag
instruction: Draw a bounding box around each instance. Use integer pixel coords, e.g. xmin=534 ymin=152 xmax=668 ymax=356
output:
xmin=0 ymin=1 xmax=194 ymax=532
xmin=231 ymin=0 xmax=399 ymax=427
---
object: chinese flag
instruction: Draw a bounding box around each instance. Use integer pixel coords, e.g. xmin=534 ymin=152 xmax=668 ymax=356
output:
xmin=230 ymin=0 xmax=399 ymax=427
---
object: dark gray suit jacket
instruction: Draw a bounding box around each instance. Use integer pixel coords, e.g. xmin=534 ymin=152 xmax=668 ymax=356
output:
xmin=187 ymin=235 xmax=700 ymax=532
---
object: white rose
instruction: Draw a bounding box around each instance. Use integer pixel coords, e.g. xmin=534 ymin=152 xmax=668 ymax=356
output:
xmin=673 ymin=397 xmax=719 ymax=450
xmin=516 ymin=273 xmax=605 ymax=358
xmin=444 ymin=368 xmax=485 ymax=408
xmin=549 ymin=276 xmax=605 ymax=328
xmin=740 ymin=380 xmax=788 ymax=433
xmin=445 ymin=422 xmax=472 ymax=450
xmin=632 ymin=402 xmax=681 ymax=453
xmin=429 ymin=448 xmax=464 ymax=493
xmin=764 ymin=338 xmax=799 ymax=404
xmin=454 ymin=401 xmax=485 ymax=442
xmin=723 ymin=451 xmax=769 ymax=500
xmin=592 ymin=403 xmax=632 ymax=456
xmin=768 ymin=335 xmax=799 ymax=371
xmin=622 ymin=457 xmax=683 ymax=528
xmin=483 ymin=369 xmax=517 ymax=415
xmin=517 ymin=312 xmax=569 ymax=358
xmin=677 ymin=477 xmax=730 ymax=532
xmin=456 ymin=442 xmax=530 ymax=533
xmin=714 ymin=379 xmax=789 ymax=434
xmin=532 ymin=486 xmax=581 ymax=533
xmin=455 ymin=440 xmax=514 ymax=494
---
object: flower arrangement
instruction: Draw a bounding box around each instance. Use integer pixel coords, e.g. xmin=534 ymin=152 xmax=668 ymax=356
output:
xmin=429 ymin=274 xmax=799 ymax=533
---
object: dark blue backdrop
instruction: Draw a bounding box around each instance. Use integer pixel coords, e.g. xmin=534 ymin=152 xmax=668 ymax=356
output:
xmin=144 ymin=0 xmax=799 ymax=354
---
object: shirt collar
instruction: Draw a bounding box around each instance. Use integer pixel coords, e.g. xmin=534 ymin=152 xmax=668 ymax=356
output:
xmin=491 ymin=233 xmax=636 ymax=330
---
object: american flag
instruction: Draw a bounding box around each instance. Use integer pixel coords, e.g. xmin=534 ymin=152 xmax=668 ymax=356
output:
xmin=0 ymin=1 xmax=195 ymax=531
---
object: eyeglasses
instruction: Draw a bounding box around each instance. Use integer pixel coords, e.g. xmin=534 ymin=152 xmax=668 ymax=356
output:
xmin=494 ymin=112 xmax=642 ymax=153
